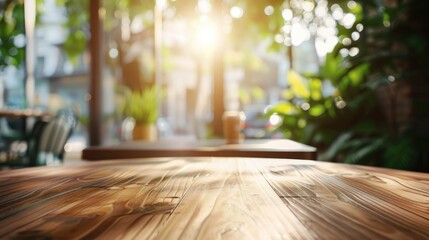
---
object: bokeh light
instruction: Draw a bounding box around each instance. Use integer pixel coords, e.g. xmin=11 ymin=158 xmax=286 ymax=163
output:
xmin=197 ymin=0 xmax=211 ymax=14
xmin=349 ymin=47 xmax=359 ymax=57
xmin=341 ymin=13 xmax=356 ymax=29
xmin=282 ymin=9 xmax=293 ymax=21
xmin=301 ymin=102 xmax=310 ymax=111
xmin=269 ymin=114 xmax=283 ymax=127
xmin=109 ymin=48 xmax=118 ymax=59
xmin=194 ymin=19 xmax=218 ymax=52
xmin=264 ymin=5 xmax=274 ymax=16
xmin=351 ymin=31 xmax=360 ymax=41
xmin=230 ymin=6 xmax=243 ymax=19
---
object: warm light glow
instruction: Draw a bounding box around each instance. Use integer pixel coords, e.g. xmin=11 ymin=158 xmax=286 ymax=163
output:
xmin=335 ymin=96 xmax=347 ymax=109
xmin=230 ymin=6 xmax=243 ymax=19
xmin=349 ymin=47 xmax=359 ymax=57
xmin=301 ymin=102 xmax=310 ymax=111
xmin=332 ymin=7 xmax=344 ymax=20
xmin=121 ymin=14 xmax=131 ymax=41
xmin=302 ymin=1 xmax=315 ymax=12
xmin=303 ymin=13 xmax=314 ymax=23
xmin=274 ymin=34 xmax=284 ymax=43
xmin=341 ymin=13 xmax=356 ymax=29
xmin=342 ymin=37 xmax=351 ymax=46
xmin=109 ymin=48 xmax=118 ymax=59
xmin=315 ymin=36 xmax=338 ymax=57
xmin=356 ymin=23 xmax=364 ymax=32
xmin=194 ymin=19 xmax=218 ymax=52
xmin=347 ymin=1 xmax=357 ymax=9
xmin=317 ymin=26 xmax=335 ymax=39
xmin=315 ymin=5 xmax=327 ymax=17
xmin=156 ymin=0 xmax=167 ymax=9
xmin=282 ymin=9 xmax=293 ymax=21
xmin=351 ymin=31 xmax=360 ymax=41
xmin=64 ymin=141 xmax=86 ymax=152
xmin=282 ymin=24 xmax=291 ymax=34
xmin=131 ymin=14 xmax=145 ymax=34
xmin=339 ymin=48 xmax=349 ymax=57
xmin=269 ymin=114 xmax=283 ymax=127
xmin=197 ymin=0 xmax=211 ymax=14
xmin=291 ymin=22 xmax=311 ymax=46
xmin=264 ymin=5 xmax=274 ymax=16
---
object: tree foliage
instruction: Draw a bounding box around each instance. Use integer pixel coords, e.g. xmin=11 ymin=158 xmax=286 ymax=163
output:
xmin=0 ymin=0 xmax=26 ymax=70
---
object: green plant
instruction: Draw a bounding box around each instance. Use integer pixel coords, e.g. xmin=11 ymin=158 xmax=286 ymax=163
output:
xmin=55 ymin=0 xmax=89 ymax=64
xmin=269 ymin=0 xmax=429 ymax=172
xmin=58 ymin=0 xmax=154 ymax=68
xmin=268 ymin=55 xmax=379 ymax=161
xmin=120 ymin=86 xmax=158 ymax=125
xmin=0 ymin=0 xmax=43 ymax=71
xmin=0 ymin=1 xmax=25 ymax=70
xmin=328 ymin=0 xmax=429 ymax=171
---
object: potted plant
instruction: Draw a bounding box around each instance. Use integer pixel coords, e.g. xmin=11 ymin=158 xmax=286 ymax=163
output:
xmin=120 ymin=86 xmax=158 ymax=141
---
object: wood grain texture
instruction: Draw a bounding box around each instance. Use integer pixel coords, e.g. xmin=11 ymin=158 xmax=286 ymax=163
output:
xmin=0 ymin=157 xmax=428 ymax=239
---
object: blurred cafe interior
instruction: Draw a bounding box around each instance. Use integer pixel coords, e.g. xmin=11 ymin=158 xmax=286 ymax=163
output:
xmin=1 ymin=1 xmax=429 ymax=239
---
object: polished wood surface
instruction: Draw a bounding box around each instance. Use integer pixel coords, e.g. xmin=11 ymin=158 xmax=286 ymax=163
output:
xmin=1 ymin=157 xmax=428 ymax=239
xmin=0 ymin=109 xmax=51 ymax=136
xmin=82 ymin=139 xmax=317 ymax=160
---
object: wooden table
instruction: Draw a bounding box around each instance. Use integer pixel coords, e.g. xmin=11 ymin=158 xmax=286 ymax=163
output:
xmin=82 ymin=139 xmax=317 ymax=160
xmin=0 ymin=109 xmax=51 ymax=119
xmin=0 ymin=108 xmax=51 ymax=134
xmin=1 ymin=157 xmax=428 ymax=239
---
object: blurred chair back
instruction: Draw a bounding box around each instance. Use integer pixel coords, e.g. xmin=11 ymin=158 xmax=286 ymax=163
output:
xmin=0 ymin=113 xmax=75 ymax=168
xmin=33 ymin=116 xmax=75 ymax=166
xmin=0 ymin=118 xmax=25 ymax=141
xmin=56 ymin=108 xmax=78 ymax=127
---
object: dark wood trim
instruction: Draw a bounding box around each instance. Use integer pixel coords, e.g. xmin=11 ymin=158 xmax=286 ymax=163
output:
xmin=212 ymin=1 xmax=224 ymax=137
xmin=82 ymin=148 xmax=317 ymax=161
xmin=81 ymin=139 xmax=317 ymax=161
xmin=89 ymin=0 xmax=102 ymax=146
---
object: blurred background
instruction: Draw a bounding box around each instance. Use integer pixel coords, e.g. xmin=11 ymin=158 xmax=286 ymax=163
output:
xmin=0 ymin=0 xmax=428 ymax=171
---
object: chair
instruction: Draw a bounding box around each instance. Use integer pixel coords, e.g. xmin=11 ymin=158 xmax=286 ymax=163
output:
xmin=0 ymin=118 xmax=26 ymax=151
xmin=33 ymin=116 xmax=75 ymax=166
xmin=0 ymin=116 xmax=75 ymax=168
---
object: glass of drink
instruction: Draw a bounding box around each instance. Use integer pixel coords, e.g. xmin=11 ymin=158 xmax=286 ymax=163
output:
xmin=222 ymin=111 xmax=246 ymax=144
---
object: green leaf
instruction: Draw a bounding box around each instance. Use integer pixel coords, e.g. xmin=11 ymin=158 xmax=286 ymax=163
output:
xmin=301 ymin=123 xmax=316 ymax=143
xmin=321 ymin=52 xmax=346 ymax=84
xmin=309 ymin=104 xmax=325 ymax=117
xmin=269 ymin=101 xmax=297 ymax=115
xmin=348 ymin=63 xmax=369 ymax=86
xmin=351 ymin=121 xmax=378 ymax=134
xmin=319 ymin=132 xmax=353 ymax=162
xmin=288 ymin=70 xmax=310 ymax=99
xmin=384 ymin=138 xmax=416 ymax=170
xmin=309 ymin=79 xmax=323 ymax=101
xmin=121 ymin=86 xmax=159 ymax=124
xmin=343 ymin=138 xmax=385 ymax=164
xmin=281 ymin=89 xmax=294 ymax=100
